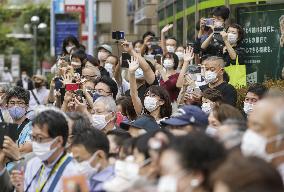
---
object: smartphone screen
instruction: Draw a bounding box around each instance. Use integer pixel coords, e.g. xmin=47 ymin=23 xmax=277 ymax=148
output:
xmin=205 ymin=18 xmax=214 ymax=26
xmin=0 ymin=123 xmax=18 ymax=147
xmin=121 ymin=52 xmax=131 ymax=68
xmin=65 ymin=83 xmax=79 ymax=91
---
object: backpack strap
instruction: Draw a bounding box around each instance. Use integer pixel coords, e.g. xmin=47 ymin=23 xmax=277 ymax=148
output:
xmin=30 ymin=90 xmax=40 ymax=105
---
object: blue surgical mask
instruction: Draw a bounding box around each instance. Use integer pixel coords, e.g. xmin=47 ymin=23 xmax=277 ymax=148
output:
xmin=93 ymin=92 xmax=102 ymax=102
xmin=8 ymin=106 xmax=26 ymax=120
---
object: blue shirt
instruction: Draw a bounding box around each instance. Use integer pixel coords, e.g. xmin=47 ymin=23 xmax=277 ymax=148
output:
xmin=89 ymin=165 xmax=115 ymax=192
xmin=17 ymin=120 xmax=32 ymax=146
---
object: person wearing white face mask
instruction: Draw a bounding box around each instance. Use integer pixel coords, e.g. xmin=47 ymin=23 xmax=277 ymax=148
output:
xmin=91 ymin=96 xmax=117 ymax=133
xmin=201 ymin=88 xmax=224 ymax=114
xmin=104 ymin=55 xmax=130 ymax=98
xmin=71 ymin=128 xmax=115 ymax=191
xmin=160 ymin=24 xmax=177 ymax=55
xmin=19 ymin=110 xmax=78 ymax=192
xmin=241 ymin=98 xmax=284 ymax=183
xmin=243 ymin=83 xmax=268 ymax=115
xmin=156 ymin=52 xmax=180 ymax=102
xmin=62 ymin=35 xmax=80 ymax=56
xmin=199 ymin=56 xmax=237 ymax=107
xmin=97 ymin=44 xmax=112 ymax=67
xmin=158 ymin=132 xmax=226 ymax=192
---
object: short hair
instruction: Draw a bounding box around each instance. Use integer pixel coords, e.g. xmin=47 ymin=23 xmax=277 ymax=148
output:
xmin=96 ymin=76 xmax=118 ymax=99
xmin=94 ymin=96 xmax=117 ymax=113
xmin=212 ymin=104 xmax=244 ymax=123
xmin=210 ymin=154 xmax=284 ymax=192
xmin=202 ymin=56 xmax=225 ymax=68
xmin=133 ymin=40 xmax=143 ymax=47
xmin=106 ymin=129 xmax=131 ymax=146
xmin=145 ymin=85 xmax=172 ymax=118
xmin=6 ymin=86 xmax=30 ymax=104
xmin=202 ymin=88 xmax=224 ymax=103
xmin=134 ymin=132 xmax=155 ymax=159
xmin=227 ymin=23 xmax=245 ymax=44
xmin=170 ymin=132 xmax=226 ymax=189
xmin=72 ymin=128 xmax=109 ymax=155
xmin=32 ymin=110 xmax=69 ymax=146
xmin=212 ymin=6 xmax=230 ymax=21
xmin=222 ymin=118 xmax=247 ymax=132
xmin=163 ymin=52 xmax=179 ymax=70
xmin=116 ymin=96 xmax=137 ymax=121
xmin=62 ymin=35 xmax=80 ymax=55
xmin=67 ymin=112 xmax=91 ymax=135
xmin=142 ymin=31 xmax=155 ymax=41
xmin=166 ymin=36 xmax=177 ymax=43
xmin=247 ymin=83 xmax=268 ymax=99
xmin=71 ymin=49 xmax=87 ymax=65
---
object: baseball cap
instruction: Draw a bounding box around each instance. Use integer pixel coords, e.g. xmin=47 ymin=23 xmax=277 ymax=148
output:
xmin=98 ymin=44 xmax=112 ymax=54
xmin=161 ymin=105 xmax=208 ymax=127
xmin=120 ymin=115 xmax=160 ymax=132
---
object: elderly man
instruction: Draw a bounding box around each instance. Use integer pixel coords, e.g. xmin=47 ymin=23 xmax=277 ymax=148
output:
xmin=200 ymin=56 xmax=237 ymax=106
xmin=241 ymin=96 xmax=284 ymax=182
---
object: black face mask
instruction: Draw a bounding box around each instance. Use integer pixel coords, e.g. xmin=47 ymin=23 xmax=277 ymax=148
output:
xmin=34 ymin=82 xmax=42 ymax=88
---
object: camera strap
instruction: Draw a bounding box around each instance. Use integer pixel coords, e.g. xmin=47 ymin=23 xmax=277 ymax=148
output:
xmin=31 ymin=90 xmax=40 ymax=105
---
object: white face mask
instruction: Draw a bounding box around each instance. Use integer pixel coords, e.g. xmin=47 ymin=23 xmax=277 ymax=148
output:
xmin=66 ymin=46 xmax=74 ymax=54
xmin=91 ymin=113 xmax=111 ymax=130
xmin=104 ymin=63 xmax=114 ymax=77
xmin=175 ymin=52 xmax=184 ymax=61
xmin=201 ymin=102 xmax=212 ymax=114
xmin=205 ymin=126 xmax=218 ymax=137
xmin=98 ymin=51 xmax=108 ymax=61
xmin=135 ymin=48 xmax=141 ymax=53
xmin=135 ymin=68 xmax=144 ymax=79
xmin=114 ymin=159 xmax=140 ymax=180
xmin=144 ymin=54 xmax=155 ymax=61
xmin=166 ymin=46 xmax=175 ymax=53
xmin=227 ymin=33 xmax=238 ymax=44
xmin=144 ymin=96 xmax=158 ymax=112
xmin=76 ymin=152 xmax=101 ymax=179
xmin=163 ymin=59 xmax=174 ymax=69
xmin=243 ymin=102 xmax=254 ymax=114
xmin=32 ymin=138 xmax=58 ymax=161
xmin=204 ymin=71 xmax=218 ymax=83
xmin=71 ymin=61 xmax=81 ymax=69
xmin=242 ymin=129 xmax=284 ymax=162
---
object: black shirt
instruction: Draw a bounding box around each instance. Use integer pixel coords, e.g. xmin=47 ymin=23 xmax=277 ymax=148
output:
xmin=200 ymin=82 xmax=237 ymax=106
xmin=125 ymin=78 xmax=158 ymax=102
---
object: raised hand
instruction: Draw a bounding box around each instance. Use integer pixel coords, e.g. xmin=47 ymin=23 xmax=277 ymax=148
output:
xmin=10 ymin=169 xmax=24 ymax=192
xmin=128 ymin=56 xmax=140 ymax=73
xmin=161 ymin=24 xmax=173 ymax=34
xmin=220 ymin=31 xmax=228 ymax=41
xmin=61 ymin=73 xmax=73 ymax=86
xmin=183 ymin=46 xmax=194 ymax=62
xmin=2 ymin=136 xmax=20 ymax=161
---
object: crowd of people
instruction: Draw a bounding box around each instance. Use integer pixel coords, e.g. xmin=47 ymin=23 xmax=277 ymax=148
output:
xmin=0 ymin=5 xmax=284 ymax=192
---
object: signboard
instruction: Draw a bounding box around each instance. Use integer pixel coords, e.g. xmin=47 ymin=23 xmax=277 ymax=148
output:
xmin=11 ymin=54 xmax=20 ymax=78
xmin=54 ymin=0 xmax=65 ymax=14
xmin=64 ymin=0 xmax=86 ymax=23
xmin=55 ymin=19 xmax=80 ymax=56
xmin=237 ymin=4 xmax=284 ymax=82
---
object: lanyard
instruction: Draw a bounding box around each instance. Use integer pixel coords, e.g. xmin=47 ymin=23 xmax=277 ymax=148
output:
xmin=25 ymin=152 xmax=67 ymax=192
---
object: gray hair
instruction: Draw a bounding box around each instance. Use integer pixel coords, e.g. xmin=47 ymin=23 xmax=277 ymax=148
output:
xmin=94 ymin=96 xmax=116 ymax=112
xmin=202 ymin=56 xmax=225 ymax=68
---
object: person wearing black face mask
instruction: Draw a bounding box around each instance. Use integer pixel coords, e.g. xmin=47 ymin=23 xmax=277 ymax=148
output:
xmin=29 ymin=75 xmax=50 ymax=114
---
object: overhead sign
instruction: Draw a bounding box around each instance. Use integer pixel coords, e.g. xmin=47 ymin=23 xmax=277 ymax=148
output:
xmin=64 ymin=0 xmax=86 ymax=23
xmin=55 ymin=19 xmax=80 ymax=56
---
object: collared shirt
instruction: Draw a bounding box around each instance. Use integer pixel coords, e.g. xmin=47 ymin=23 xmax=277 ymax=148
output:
xmin=89 ymin=165 xmax=115 ymax=192
xmin=22 ymin=78 xmax=29 ymax=90
xmin=24 ymin=153 xmax=77 ymax=192
xmin=29 ymin=87 xmax=49 ymax=110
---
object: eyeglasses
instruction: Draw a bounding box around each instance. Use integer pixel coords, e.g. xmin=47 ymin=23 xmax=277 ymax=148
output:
xmin=30 ymin=134 xmax=52 ymax=143
xmin=94 ymin=89 xmax=111 ymax=95
xmin=8 ymin=101 xmax=26 ymax=107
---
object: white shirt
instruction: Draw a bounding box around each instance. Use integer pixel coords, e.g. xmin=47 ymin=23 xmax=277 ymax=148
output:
xmin=24 ymin=154 xmax=78 ymax=192
xmin=22 ymin=78 xmax=29 ymax=90
xmin=29 ymin=87 xmax=49 ymax=110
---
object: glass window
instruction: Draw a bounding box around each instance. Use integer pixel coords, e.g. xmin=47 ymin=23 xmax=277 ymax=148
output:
xmin=176 ymin=18 xmax=184 ymax=44
xmin=186 ymin=0 xmax=194 ymax=7
xmin=176 ymin=0 xmax=184 ymax=12
xmin=158 ymin=10 xmax=164 ymax=21
xmin=187 ymin=14 xmax=195 ymax=42
xmin=166 ymin=4 xmax=174 ymax=17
